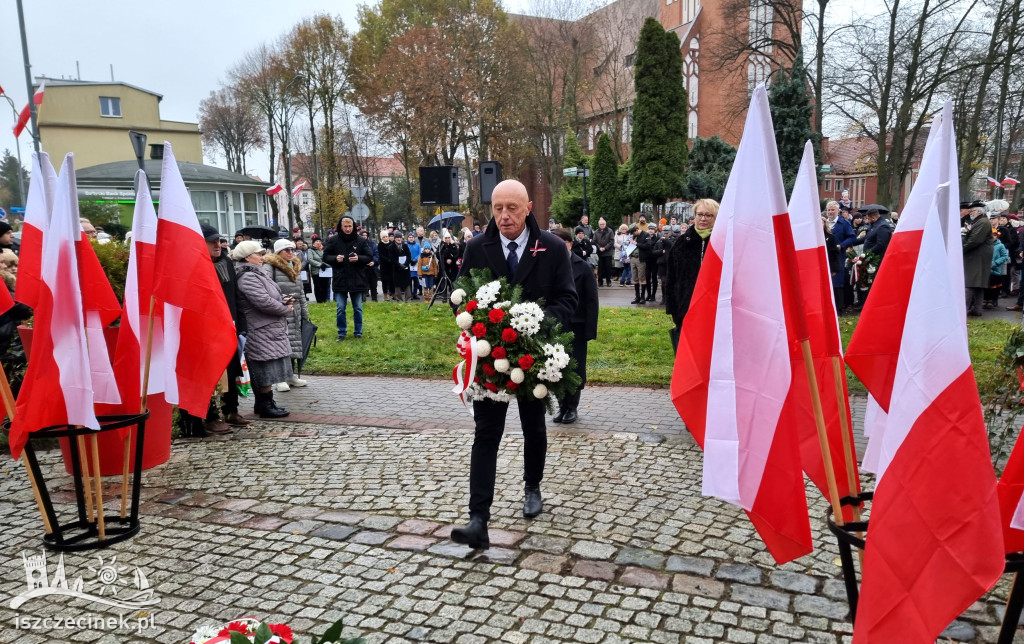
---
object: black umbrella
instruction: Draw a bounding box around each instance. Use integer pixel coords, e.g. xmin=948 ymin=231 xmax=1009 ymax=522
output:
xmin=855 ymin=204 xmax=890 ymax=215
xmin=237 ymin=224 xmax=277 ymax=238
xmin=296 ymin=318 xmax=318 ymax=377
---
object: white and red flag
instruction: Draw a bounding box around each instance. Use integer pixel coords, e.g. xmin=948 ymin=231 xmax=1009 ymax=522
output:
xmin=988 ymin=176 xmax=1002 ymax=187
xmin=8 ymin=154 xmax=98 ymax=458
xmin=852 ymin=186 xmax=1002 ymax=642
xmin=998 ymin=431 xmax=1024 ymax=553
xmin=112 ymin=172 xmax=166 ymax=411
xmin=151 ymin=143 xmax=236 ymax=416
xmin=846 ymin=101 xmax=963 ymax=420
xmin=783 ymin=142 xmax=859 ymax=513
xmin=12 ymin=82 xmax=44 ymax=138
xmin=672 ymin=85 xmax=812 ymax=564
xmin=15 ymin=152 xmax=58 ymax=310
xmin=1004 ymin=177 xmax=1021 ymax=186
xmin=267 ymin=184 xmax=283 ymax=195
xmin=291 ymin=181 xmax=307 ymax=196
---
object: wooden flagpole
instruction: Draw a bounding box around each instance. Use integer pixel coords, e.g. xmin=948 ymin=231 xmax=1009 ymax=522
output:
xmin=0 ymin=363 xmax=52 ymax=534
xmin=121 ymin=295 xmax=156 ymax=519
xmin=799 ymin=341 xmax=847 ymax=528
xmin=77 ymin=435 xmax=95 ymax=522
xmin=90 ymin=433 xmax=105 ymax=539
xmin=832 ymin=356 xmax=865 ymax=568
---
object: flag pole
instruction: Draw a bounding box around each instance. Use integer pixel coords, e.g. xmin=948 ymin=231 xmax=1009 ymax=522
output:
xmin=774 ymin=217 xmax=847 ymax=528
xmin=123 ymin=295 xmax=156 ymax=518
xmin=831 ymin=356 xmax=865 ymax=568
xmin=77 ymin=435 xmax=95 ymax=522
xmin=89 ymin=433 xmax=105 ymax=540
xmin=0 ymin=363 xmax=52 ymax=534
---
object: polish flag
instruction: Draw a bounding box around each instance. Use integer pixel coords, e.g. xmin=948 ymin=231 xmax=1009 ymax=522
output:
xmin=1004 ymin=177 xmax=1021 ymax=186
xmin=267 ymin=184 xmax=283 ymax=195
xmin=852 ymin=185 xmax=1003 ymax=643
xmin=112 ymin=172 xmax=166 ymax=411
xmin=151 ymin=143 xmax=236 ymax=416
xmin=291 ymin=181 xmax=307 ymax=196
xmin=672 ymin=85 xmax=812 ymax=564
xmin=846 ymin=101 xmax=963 ymax=415
xmin=783 ymin=142 xmax=859 ymax=514
xmin=8 ymin=154 xmax=98 ymax=459
xmin=15 ymin=152 xmax=58 ymax=310
xmin=12 ymin=82 xmax=44 ymax=138
xmin=988 ymin=176 xmax=1002 ymax=187
xmin=998 ymin=430 xmax=1024 ymax=553
xmin=76 ymin=211 xmax=122 ymax=406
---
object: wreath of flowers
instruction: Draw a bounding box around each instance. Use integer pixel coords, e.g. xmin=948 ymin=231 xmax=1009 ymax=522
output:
xmin=845 ymin=249 xmax=881 ymax=289
xmin=189 ymin=616 xmax=363 ymax=644
xmin=451 ymin=268 xmax=580 ymax=411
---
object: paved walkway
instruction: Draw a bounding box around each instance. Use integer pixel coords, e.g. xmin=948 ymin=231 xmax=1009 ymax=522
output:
xmin=0 ymin=375 xmax=1013 ymax=644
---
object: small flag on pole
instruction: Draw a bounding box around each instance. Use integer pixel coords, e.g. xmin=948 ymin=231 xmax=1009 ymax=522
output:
xmin=291 ymin=181 xmax=307 ymax=196
xmin=988 ymin=176 xmax=1002 ymax=187
xmin=1004 ymin=177 xmax=1020 ymax=186
xmin=266 ymin=184 xmax=283 ymax=195
xmin=12 ymin=82 xmax=44 ymax=138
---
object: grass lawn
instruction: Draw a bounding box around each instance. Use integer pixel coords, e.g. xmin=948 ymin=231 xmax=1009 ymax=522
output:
xmin=306 ymin=301 xmax=1018 ymax=393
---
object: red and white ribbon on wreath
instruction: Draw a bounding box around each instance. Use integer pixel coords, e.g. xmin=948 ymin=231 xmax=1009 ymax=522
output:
xmin=850 ymin=261 xmax=860 ymax=285
xmin=452 ymin=331 xmax=479 ymax=416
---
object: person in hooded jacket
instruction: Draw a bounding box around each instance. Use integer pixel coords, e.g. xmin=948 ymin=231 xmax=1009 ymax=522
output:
xmin=324 ymin=215 xmax=373 ymax=338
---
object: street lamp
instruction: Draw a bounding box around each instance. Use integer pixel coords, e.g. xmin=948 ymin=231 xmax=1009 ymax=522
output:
xmin=0 ymin=92 xmax=27 ymax=208
xmin=280 ymin=73 xmax=305 ymax=235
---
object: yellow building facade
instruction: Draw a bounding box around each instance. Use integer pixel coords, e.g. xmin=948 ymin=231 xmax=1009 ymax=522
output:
xmin=36 ymin=78 xmax=202 ymax=168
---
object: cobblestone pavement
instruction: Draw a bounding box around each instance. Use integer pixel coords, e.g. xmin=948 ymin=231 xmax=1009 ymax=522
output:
xmin=0 ymin=376 xmax=1016 ymax=643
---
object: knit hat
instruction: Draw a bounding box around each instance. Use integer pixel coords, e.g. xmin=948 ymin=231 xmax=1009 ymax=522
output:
xmin=230 ymin=240 xmax=265 ymax=260
xmin=274 ymin=239 xmax=297 ymax=253
xmin=0 ymin=221 xmax=12 ymax=237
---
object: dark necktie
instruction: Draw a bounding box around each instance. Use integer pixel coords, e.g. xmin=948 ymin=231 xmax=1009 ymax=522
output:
xmin=506 ymin=241 xmax=519 ymax=276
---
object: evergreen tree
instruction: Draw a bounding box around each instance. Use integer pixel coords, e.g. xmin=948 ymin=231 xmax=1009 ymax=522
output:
xmin=589 ymin=133 xmax=624 ymax=228
xmin=550 ymin=127 xmax=592 ymax=226
xmin=768 ymin=50 xmax=819 ymax=190
xmin=0 ymin=150 xmax=27 ymax=209
xmin=629 ymin=19 xmax=688 ymax=216
xmin=684 ymin=136 xmax=737 ymax=201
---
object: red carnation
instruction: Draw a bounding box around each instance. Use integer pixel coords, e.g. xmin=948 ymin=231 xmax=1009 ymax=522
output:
xmin=491 ymin=347 xmax=507 ymax=359
xmin=506 ymin=381 xmax=519 ymax=390
xmin=482 ymin=363 xmax=496 ymax=377
xmin=465 ymin=300 xmax=478 ymax=313
xmin=518 ymin=355 xmax=535 ymax=370
xmin=488 ymin=309 xmax=505 ymax=323
xmin=472 ymin=322 xmax=487 ymax=338
xmin=502 ymin=328 xmax=519 ymax=343
xmin=484 ymin=381 xmax=499 ymax=392
xmin=219 ymin=622 xmax=251 ymax=637
xmin=269 ymin=624 xmax=295 ymax=643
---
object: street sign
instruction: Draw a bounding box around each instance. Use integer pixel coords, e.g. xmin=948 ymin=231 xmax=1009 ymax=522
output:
xmin=351 ymin=186 xmax=368 ymax=202
xmin=562 ymin=167 xmax=590 ymax=178
xmin=10 ymin=207 xmax=25 ymax=215
xmin=819 ymin=164 xmax=833 ymax=173
xmin=351 ymin=203 xmax=371 ymax=222
xmin=563 ymin=168 xmax=577 ymax=177
xmin=0 ymin=208 xmax=6 ymax=220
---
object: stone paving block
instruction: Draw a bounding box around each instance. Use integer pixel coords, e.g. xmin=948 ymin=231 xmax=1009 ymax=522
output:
xmin=619 ymin=567 xmax=670 ymax=591
xmin=666 ymin=555 xmax=714 ymax=576
xmin=671 ymin=574 xmax=725 ymax=599
xmin=239 ymin=515 xmax=290 ymax=531
xmin=487 ymin=528 xmax=527 ymax=547
xmin=205 ymin=510 xmax=254 ymax=525
xmin=310 ymin=524 xmax=358 ymax=541
xmin=792 ymin=595 xmax=849 ymax=620
xmin=572 ymin=560 xmax=617 ymax=581
xmin=730 ymin=584 xmax=790 ymax=611
xmin=212 ymin=498 xmax=259 ymax=512
xmin=768 ymin=570 xmax=817 ymax=594
xmin=389 ymin=535 xmax=438 ymax=551
xmin=520 ymin=535 xmax=572 ymax=554
xmin=571 ymin=540 xmax=617 ymax=560
xmin=281 ymin=505 xmax=323 ymax=520
xmin=428 ymin=541 xmax=476 ymax=558
xmin=349 ymin=531 xmax=392 ymax=546
xmin=360 ymin=515 xmax=403 ymax=530
xmin=473 ymin=548 xmax=518 ymax=565
xmin=614 ymin=547 xmax=667 ymax=569
xmin=520 ymin=552 xmax=569 ymax=574
xmin=178 ymin=492 xmax=223 ymax=507
xmin=154 ymin=490 xmax=192 ymax=504
xmin=317 ymin=510 xmax=368 ymax=524
xmin=940 ymin=620 xmax=976 ymax=642
xmin=433 ymin=524 xmax=455 ymax=538
xmin=397 ymin=519 xmax=442 ymax=535
xmin=280 ymin=519 xmax=325 ymax=535
xmin=716 ymin=563 xmax=762 ymax=584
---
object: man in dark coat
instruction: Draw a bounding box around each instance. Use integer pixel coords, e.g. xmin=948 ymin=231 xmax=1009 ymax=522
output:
xmin=452 ymin=179 xmax=577 ymax=550
xmin=862 ymin=209 xmax=893 ymax=259
xmin=963 ymin=202 xmax=994 ymax=316
xmin=592 ymin=217 xmax=615 ymax=286
xmin=550 ymin=227 xmax=598 ymax=424
xmin=323 ymin=215 xmax=372 ymax=339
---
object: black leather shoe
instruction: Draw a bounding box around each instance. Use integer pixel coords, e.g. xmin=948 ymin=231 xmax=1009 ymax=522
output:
xmin=451 ymin=517 xmax=489 ymax=549
xmin=524 ymin=486 xmax=543 ymax=518
xmin=552 ymin=409 xmax=566 ymax=423
xmin=561 ymin=409 xmax=578 ymax=424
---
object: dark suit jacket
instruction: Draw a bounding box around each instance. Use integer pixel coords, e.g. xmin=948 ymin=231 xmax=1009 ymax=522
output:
xmin=459 ymin=213 xmax=578 ymax=327
xmin=569 ymin=252 xmax=599 ymax=341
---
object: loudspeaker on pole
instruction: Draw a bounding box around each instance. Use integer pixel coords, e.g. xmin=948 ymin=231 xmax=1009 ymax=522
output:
xmin=420 ymin=166 xmax=460 ymax=206
xmin=479 ymin=161 xmax=502 ymax=204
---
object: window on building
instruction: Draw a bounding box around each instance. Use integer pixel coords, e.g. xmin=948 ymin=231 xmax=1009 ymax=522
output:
xmin=190 ymin=191 xmax=218 ymax=229
xmin=824 ymin=179 xmax=832 ymax=192
xmin=99 ymin=97 xmax=122 ymax=118
xmin=624 ymin=53 xmax=635 ymax=67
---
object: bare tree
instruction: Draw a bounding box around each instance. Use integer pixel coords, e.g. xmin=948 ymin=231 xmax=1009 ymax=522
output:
xmin=198 ymin=86 xmax=264 ymax=175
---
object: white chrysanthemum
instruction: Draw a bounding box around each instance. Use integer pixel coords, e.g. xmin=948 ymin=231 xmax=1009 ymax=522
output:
xmin=494 ymin=300 xmax=512 ymax=310
xmin=467 ymin=383 xmax=513 ymax=403
xmin=509 ymin=302 xmax=544 ymax=336
xmin=451 ymin=289 xmax=466 ymax=306
xmin=475 ymin=281 xmax=502 ymax=308
xmin=510 ymin=367 xmax=525 ymax=384
xmin=494 ymin=358 xmax=511 ymax=373
xmin=533 ymin=384 xmax=548 ymax=399
xmin=189 ymin=625 xmax=221 ymax=644
xmin=456 ymin=311 xmax=474 ymax=330
xmin=475 ymin=339 xmax=491 ymax=356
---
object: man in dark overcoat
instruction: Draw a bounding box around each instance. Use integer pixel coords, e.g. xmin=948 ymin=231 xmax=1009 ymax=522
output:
xmin=963 ymin=201 xmax=994 ymax=316
xmin=549 ymin=227 xmax=598 ymax=424
xmin=452 ymin=180 xmax=578 ymax=549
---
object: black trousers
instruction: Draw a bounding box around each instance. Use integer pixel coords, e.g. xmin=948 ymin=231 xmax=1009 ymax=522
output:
xmin=560 ymin=330 xmax=589 ymax=411
xmin=221 ymin=350 xmax=242 ymax=415
xmin=381 ymin=268 xmax=394 ymax=296
xmin=312 ymin=275 xmax=330 ymax=303
xmin=469 ymin=397 xmax=547 ymax=521
xmin=597 ymin=255 xmax=612 ymax=285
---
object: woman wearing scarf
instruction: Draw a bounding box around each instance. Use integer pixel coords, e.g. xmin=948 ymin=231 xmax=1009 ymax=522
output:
xmin=665 ymin=199 xmax=720 ymax=350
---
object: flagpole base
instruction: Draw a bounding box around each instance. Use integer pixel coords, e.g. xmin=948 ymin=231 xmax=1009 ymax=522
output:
xmin=21 ymin=412 xmax=150 ymax=552
xmin=825 ymin=491 xmax=872 ymax=622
